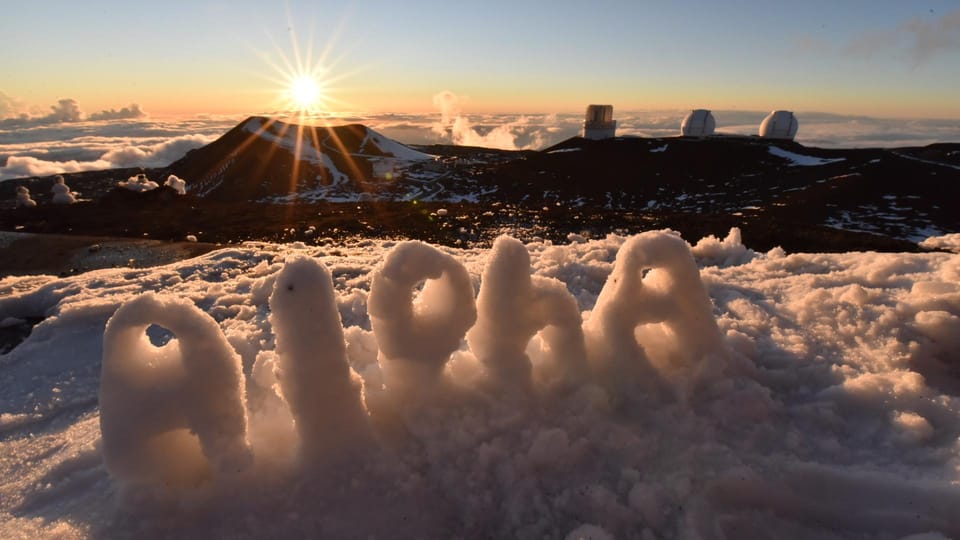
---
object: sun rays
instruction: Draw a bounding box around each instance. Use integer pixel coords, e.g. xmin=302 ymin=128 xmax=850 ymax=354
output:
xmin=288 ymin=75 xmax=323 ymax=112
xmin=251 ymin=13 xmax=365 ymax=123
xmin=237 ymin=19 xmax=373 ymax=206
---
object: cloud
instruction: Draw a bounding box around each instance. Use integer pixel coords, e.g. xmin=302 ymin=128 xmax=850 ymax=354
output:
xmin=43 ymin=98 xmax=83 ymax=123
xmin=99 ymin=134 xmax=214 ymax=168
xmin=0 ymin=96 xmax=148 ymax=127
xmin=0 ymin=91 xmax=26 ymax=119
xmin=901 ymin=9 xmax=960 ymax=65
xmin=1 ymin=155 xmax=112 ymax=178
xmin=430 ymin=91 xmax=555 ymax=150
xmin=0 ymin=120 xmax=221 ymax=181
xmin=89 ymin=104 xmax=146 ymax=121
xmin=801 ymin=9 xmax=960 ymax=67
xmin=2 ymin=108 xmax=959 ymax=181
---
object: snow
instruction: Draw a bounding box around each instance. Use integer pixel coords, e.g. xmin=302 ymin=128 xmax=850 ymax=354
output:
xmin=14 ymin=186 xmax=36 ymax=208
xmin=364 ymin=128 xmax=434 ymax=161
xmin=116 ymin=173 xmax=159 ymax=192
xmin=893 ymin=151 xmax=960 ymax=171
xmin=768 ymin=146 xmax=845 ymax=166
xmin=368 ymin=241 xmax=477 ymax=393
xmin=50 ymin=176 xmax=77 ymax=205
xmin=163 ymin=174 xmax=187 ymax=195
xmin=99 ymin=293 xmax=252 ymax=487
xmin=920 ymin=233 xmax=960 ymax=253
xmin=1 ymin=230 xmax=960 ymax=539
xmin=267 ymin=256 xmax=373 ymax=464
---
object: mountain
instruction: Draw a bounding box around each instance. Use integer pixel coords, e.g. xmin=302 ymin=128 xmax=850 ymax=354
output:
xmin=1 ymin=117 xmax=959 ymax=252
xmin=164 ymin=116 xmax=436 ymax=202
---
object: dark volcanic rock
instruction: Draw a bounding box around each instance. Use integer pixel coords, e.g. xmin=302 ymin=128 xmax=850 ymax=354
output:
xmin=162 ymin=117 xmax=434 ymax=203
xmin=2 ymin=117 xmax=959 ymax=253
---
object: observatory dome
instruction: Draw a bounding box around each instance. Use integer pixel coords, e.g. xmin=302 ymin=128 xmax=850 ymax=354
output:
xmin=583 ymin=104 xmax=617 ymax=140
xmin=680 ymin=109 xmax=716 ymax=137
xmin=759 ymin=110 xmax=799 ymax=140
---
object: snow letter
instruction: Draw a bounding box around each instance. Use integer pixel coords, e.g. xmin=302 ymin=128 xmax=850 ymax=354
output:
xmin=368 ymin=241 xmax=476 ymax=392
xmin=467 ymin=235 xmax=587 ymax=393
xmin=99 ymin=293 xmax=252 ymax=488
xmin=269 ymin=256 xmax=374 ymax=463
xmin=585 ymin=231 xmax=725 ymax=396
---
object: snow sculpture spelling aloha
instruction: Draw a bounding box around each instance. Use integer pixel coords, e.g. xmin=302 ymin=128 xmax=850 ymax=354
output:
xmin=97 ymin=232 xmax=731 ymax=490
xmin=50 ymin=175 xmax=77 ymax=204
xmin=268 ymin=256 xmax=374 ymax=463
xmin=15 ymin=186 xmax=36 ymax=208
xmin=467 ymin=235 xmax=587 ymax=393
xmin=99 ymin=293 xmax=252 ymax=487
xmin=584 ymin=231 xmax=726 ymax=398
xmin=367 ymin=241 xmax=477 ymax=392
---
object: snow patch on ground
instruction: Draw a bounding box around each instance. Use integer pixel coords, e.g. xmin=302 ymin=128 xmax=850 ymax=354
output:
xmin=1 ymin=230 xmax=959 ymax=539
xmin=769 ymin=146 xmax=845 ymax=166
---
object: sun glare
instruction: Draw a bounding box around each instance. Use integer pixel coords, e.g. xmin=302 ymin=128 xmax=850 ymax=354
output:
xmin=253 ymin=16 xmax=365 ymax=121
xmin=289 ymin=75 xmax=322 ymax=111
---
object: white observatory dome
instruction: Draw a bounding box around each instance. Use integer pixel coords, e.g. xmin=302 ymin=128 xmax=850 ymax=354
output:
xmin=680 ymin=109 xmax=716 ymax=137
xmin=759 ymin=110 xmax=799 ymax=140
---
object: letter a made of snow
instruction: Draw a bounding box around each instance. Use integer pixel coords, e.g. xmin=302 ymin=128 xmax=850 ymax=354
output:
xmin=99 ymin=293 xmax=252 ymax=488
xmin=467 ymin=235 xmax=588 ymax=394
xmin=585 ymin=231 xmax=726 ymax=398
xmin=368 ymin=241 xmax=477 ymax=393
xmin=269 ymin=256 xmax=374 ymax=463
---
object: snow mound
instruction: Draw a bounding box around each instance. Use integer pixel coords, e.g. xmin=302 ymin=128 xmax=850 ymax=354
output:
xmin=14 ymin=185 xmax=36 ymax=208
xmin=690 ymin=227 xmax=767 ymax=267
xmin=163 ymin=174 xmax=187 ymax=195
xmin=117 ymin=173 xmax=159 ymax=192
xmin=50 ymin=175 xmax=77 ymax=204
xmin=1 ymin=231 xmax=959 ymax=539
xmin=920 ymin=233 xmax=960 ymax=253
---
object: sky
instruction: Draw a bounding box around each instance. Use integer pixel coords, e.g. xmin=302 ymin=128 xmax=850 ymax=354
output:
xmin=2 ymin=0 xmax=960 ymax=119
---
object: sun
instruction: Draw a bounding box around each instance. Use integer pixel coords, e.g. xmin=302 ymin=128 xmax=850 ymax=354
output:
xmin=289 ymin=75 xmax=322 ymax=111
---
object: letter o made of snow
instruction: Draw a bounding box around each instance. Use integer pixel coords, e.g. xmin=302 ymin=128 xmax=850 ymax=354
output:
xmin=368 ymin=241 xmax=477 ymax=381
xmin=99 ymin=293 xmax=252 ymax=487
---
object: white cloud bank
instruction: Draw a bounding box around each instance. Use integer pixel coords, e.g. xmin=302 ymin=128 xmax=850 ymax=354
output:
xmin=1 ymin=231 xmax=959 ymax=538
xmin=0 ymin=97 xmax=145 ymax=128
xmin=2 ymin=93 xmax=959 ymax=181
xmin=0 ymin=134 xmax=215 ymax=179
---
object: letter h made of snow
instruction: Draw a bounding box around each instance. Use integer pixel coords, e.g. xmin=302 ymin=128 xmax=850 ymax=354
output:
xmin=467 ymin=235 xmax=588 ymax=394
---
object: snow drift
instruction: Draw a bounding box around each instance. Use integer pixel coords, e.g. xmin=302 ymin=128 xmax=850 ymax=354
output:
xmin=1 ymin=230 xmax=959 ymax=539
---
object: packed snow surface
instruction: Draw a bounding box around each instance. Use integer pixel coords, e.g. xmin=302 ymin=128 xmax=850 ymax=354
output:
xmin=1 ymin=229 xmax=959 ymax=539
xmin=921 ymin=233 xmax=960 ymax=254
xmin=768 ymin=146 xmax=845 ymax=167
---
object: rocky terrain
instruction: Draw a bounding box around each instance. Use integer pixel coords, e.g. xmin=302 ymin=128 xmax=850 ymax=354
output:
xmin=1 ymin=116 xmax=958 ymax=257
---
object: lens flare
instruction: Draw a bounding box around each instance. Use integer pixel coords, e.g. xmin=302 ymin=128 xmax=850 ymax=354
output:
xmin=289 ymin=75 xmax=322 ymax=111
